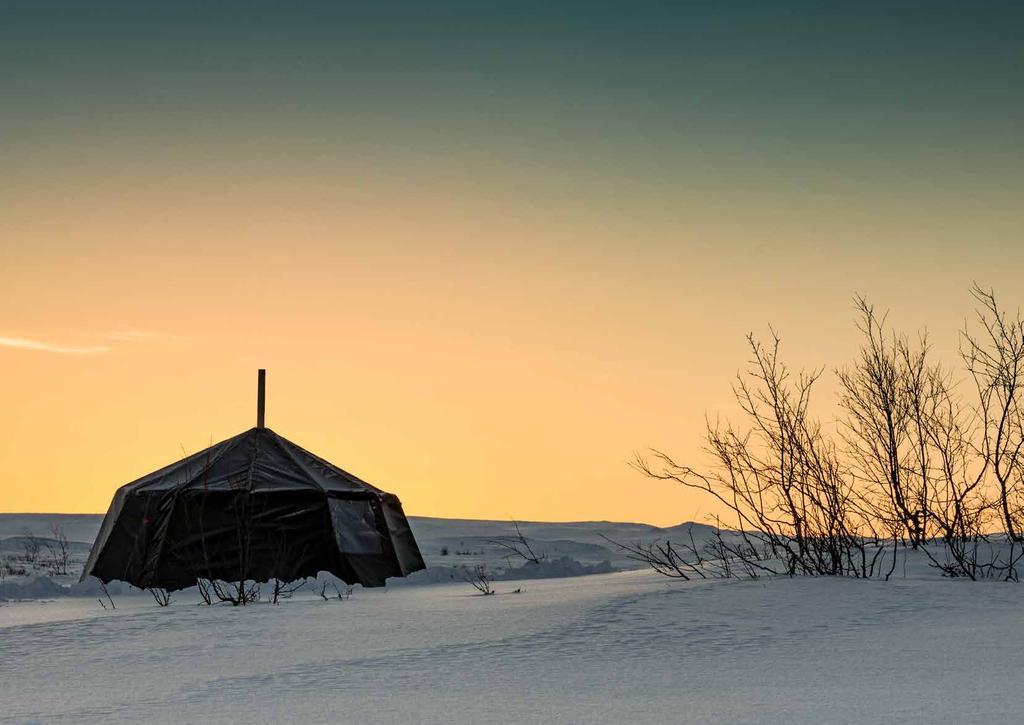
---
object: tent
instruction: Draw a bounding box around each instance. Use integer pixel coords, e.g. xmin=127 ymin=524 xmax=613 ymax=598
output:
xmin=81 ymin=371 xmax=425 ymax=592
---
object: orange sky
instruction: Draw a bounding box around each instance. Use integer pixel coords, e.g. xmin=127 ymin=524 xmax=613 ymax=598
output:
xmin=2 ymin=3 xmax=1022 ymax=525
xmin=3 ymin=162 xmax=1021 ymax=524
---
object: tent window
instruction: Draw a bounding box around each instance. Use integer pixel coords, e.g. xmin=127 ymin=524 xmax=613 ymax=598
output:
xmin=328 ymin=499 xmax=384 ymax=555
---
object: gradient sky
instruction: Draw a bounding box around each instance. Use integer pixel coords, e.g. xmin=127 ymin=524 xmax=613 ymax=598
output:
xmin=2 ymin=1 xmax=1022 ymax=525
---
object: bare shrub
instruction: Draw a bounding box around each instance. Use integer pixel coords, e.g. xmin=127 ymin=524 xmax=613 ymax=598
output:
xmin=209 ymin=579 xmax=261 ymax=606
xmin=487 ymin=520 xmax=545 ymax=564
xmin=318 ymin=581 xmax=352 ymax=601
xmin=962 ymin=284 xmax=1024 ymax=543
xmin=20 ymin=529 xmax=40 ymax=565
xmin=98 ymin=582 xmax=116 ymax=610
xmin=2 ymin=559 xmax=28 ymax=577
xmin=601 ymin=524 xmax=769 ymax=580
xmin=44 ymin=525 xmax=71 ymax=576
xmin=184 ymin=450 xmax=266 ymax=606
xmin=632 ymin=288 xmax=1024 ymax=582
xmin=838 ymin=298 xmax=931 ymax=547
xmin=271 ymin=578 xmax=306 ymax=604
xmin=463 ymin=564 xmax=495 ymax=595
xmin=635 ymin=332 xmax=887 ymax=579
xmin=196 ymin=578 xmax=214 ymax=605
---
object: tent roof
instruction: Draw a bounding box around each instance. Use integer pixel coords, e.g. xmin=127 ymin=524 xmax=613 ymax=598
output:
xmin=121 ymin=427 xmax=389 ymax=497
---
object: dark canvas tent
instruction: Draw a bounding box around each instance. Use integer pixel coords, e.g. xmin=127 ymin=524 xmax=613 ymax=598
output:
xmin=81 ymin=372 xmax=425 ymax=592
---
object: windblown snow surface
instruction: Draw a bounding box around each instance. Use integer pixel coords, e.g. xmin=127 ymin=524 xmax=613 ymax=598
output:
xmin=1 ymin=515 xmax=1022 ymax=722
xmin=3 ymin=564 xmax=1024 ymax=724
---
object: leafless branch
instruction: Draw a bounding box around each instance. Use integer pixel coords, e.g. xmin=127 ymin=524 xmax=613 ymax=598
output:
xmin=487 ymin=520 xmax=546 ymax=564
xmin=463 ymin=564 xmax=495 ymax=595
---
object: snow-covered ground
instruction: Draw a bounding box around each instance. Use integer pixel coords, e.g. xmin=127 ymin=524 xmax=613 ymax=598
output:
xmin=0 ymin=513 xmax=708 ymax=596
xmin=3 ymin=514 xmax=1023 ymax=722
xmin=3 ymin=566 xmax=1024 ymax=724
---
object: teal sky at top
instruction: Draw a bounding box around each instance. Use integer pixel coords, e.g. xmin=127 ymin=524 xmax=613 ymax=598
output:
xmin=3 ymin=1 xmax=1021 ymax=190
xmin=0 ymin=0 xmax=1021 ymax=306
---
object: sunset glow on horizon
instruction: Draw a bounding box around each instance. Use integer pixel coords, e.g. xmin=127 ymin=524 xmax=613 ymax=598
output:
xmin=2 ymin=2 xmax=1022 ymax=525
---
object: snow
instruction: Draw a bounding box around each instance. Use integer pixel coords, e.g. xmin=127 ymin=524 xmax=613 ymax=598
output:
xmin=3 ymin=513 xmax=1022 ymax=722
xmin=3 ymin=567 xmax=1024 ymax=723
xmin=0 ymin=513 xmax=687 ymax=597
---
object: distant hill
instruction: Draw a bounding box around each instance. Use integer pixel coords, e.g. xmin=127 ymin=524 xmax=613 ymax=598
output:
xmin=0 ymin=512 xmax=713 ymax=571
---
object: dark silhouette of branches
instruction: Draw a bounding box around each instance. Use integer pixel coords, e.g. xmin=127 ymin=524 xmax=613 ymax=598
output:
xmin=196 ymin=578 xmax=214 ymax=605
xmin=185 ymin=444 xmax=268 ymax=606
xmin=463 ymin=564 xmax=495 ymax=595
xmin=962 ymin=284 xmax=1024 ymax=543
xmin=272 ymin=578 xmax=306 ymax=604
xmin=210 ymin=578 xmax=261 ymax=606
xmin=601 ymin=531 xmax=707 ymax=580
xmin=601 ymin=524 xmax=771 ymax=580
xmin=838 ymin=298 xmax=929 ymax=547
xmin=98 ymin=582 xmax=116 ymax=610
xmin=20 ymin=529 xmax=40 ymax=565
xmin=318 ymin=581 xmax=351 ymax=601
xmin=633 ymin=287 xmax=1024 ymax=582
xmin=43 ymin=524 xmax=71 ymax=576
xmin=487 ymin=521 xmax=545 ymax=564
xmin=635 ymin=331 xmax=887 ymax=578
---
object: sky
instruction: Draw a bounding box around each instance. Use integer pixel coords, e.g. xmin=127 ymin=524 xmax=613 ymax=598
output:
xmin=1 ymin=1 xmax=1022 ymax=525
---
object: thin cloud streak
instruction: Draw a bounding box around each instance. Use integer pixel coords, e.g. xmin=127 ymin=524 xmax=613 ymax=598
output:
xmin=105 ymin=329 xmax=157 ymax=341
xmin=105 ymin=329 xmax=188 ymax=345
xmin=0 ymin=337 xmax=112 ymax=355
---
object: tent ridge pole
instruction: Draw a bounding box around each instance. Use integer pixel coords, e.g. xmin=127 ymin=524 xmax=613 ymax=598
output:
xmin=257 ymin=369 xmax=266 ymax=429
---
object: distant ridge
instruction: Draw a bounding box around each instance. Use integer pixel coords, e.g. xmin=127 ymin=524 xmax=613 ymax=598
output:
xmin=0 ymin=512 xmax=713 ymax=573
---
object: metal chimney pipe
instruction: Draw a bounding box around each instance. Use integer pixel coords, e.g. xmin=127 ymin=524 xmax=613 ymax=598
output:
xmin=257 ymin=369 xmax=266 ymax=429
